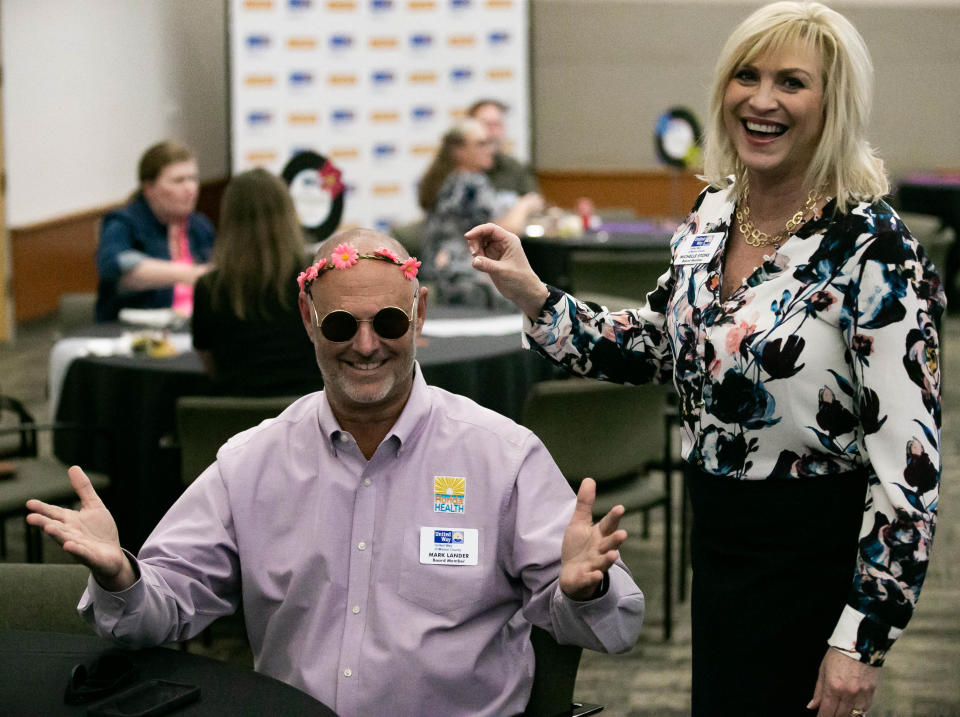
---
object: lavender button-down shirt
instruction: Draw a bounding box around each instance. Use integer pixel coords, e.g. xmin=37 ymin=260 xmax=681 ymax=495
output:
xmin=79 ymin=365 xmax=644 ymax=716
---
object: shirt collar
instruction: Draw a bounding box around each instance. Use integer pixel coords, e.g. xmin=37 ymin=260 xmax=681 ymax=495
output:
xmin=316 ymin=361 xmax=431 ymax=456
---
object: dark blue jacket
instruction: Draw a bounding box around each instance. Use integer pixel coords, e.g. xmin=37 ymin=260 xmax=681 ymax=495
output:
xmin=95 ymin=194 xmax=215 ymax=322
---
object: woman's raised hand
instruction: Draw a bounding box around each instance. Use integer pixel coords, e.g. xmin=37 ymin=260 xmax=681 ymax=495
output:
xmin=465 ymin=223 xmax=549 ymax=319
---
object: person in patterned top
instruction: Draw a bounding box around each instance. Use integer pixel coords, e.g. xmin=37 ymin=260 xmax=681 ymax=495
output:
xmin=464 ymin=3 xmax=943 ymax=716
xmin=418 ymin=118 xmax=543 ymax=308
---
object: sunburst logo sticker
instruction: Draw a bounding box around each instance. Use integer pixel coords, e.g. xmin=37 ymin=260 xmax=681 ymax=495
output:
xmin=434 ymin=476 xmax=465 ymax=513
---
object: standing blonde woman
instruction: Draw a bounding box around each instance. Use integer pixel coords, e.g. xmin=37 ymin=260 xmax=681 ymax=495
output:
xmin=466 ymin=3 xmax=944 ymax=715
xmin=191 ymin=168 xmax=319 ymax=396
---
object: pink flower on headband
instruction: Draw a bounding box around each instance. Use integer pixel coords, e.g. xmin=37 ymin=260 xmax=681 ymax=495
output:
xmin=401 ymin=257 xmax=421 ymax=280
xmin=332 ymin=243 xmax=359 ymax=269
xmin=314 ymin=258 xmax=328 ymax=272
xmin=297 ymin=247 xmax=421 ymax=291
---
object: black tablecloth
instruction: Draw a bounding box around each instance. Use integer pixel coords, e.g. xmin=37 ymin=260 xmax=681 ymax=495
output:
xmin=0 ymin=630 xmax=335 ymax=716
xmin=53 ymin=308 xmax=555 ymax=551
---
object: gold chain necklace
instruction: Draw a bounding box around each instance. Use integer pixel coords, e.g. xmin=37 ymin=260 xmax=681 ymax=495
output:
xmin=736 ymin=187 xmax=821 ymax=248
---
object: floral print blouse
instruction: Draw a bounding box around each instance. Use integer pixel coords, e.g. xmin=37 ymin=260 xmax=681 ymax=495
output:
xmin=524 ymin=183 xmax=943 ymax=665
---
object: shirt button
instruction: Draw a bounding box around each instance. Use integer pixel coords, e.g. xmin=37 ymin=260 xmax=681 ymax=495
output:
xmin=363 ymin=478 xmax=371 ymax=487
xmin=358 ymin=541 xmax=367 ymax=550
xmin=343 ymin=668 xmax=352 ymax=677
xmin=352 ymin=605 xmax=360 ymax=614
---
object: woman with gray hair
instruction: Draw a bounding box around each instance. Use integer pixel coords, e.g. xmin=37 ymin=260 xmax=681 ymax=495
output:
xmin=466 ymin=3 xmax=944 ymax=715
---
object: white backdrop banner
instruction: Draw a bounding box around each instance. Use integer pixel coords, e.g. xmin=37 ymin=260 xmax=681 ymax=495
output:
xmin=229 ymin=0 xmax=530 ymax=234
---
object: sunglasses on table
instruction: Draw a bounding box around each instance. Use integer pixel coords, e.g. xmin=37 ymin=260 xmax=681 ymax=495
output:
xmin=313 ymin=296 xmax=417 ymax=342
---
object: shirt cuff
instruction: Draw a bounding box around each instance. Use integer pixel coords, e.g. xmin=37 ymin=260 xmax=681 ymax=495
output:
xmin=551 ymin=565 xmax=644 ymax=653
xmin=78 ymin=551 xmax=147 ymax=639
xmin=116 ymin=249 xmax=149 ymax=274
xmin=827 ymin=603 xmax=902 ymax=666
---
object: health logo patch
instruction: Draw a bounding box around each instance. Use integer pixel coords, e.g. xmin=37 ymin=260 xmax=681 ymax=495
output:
xmin=434 ymin=476 xmax=465 ymax=513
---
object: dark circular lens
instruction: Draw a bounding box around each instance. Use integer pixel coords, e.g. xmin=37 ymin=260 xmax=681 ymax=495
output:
xmin=373 ymin=307 xmax=411 ymax=339
xmin=320 ymin=311 xmax=359 ymax=342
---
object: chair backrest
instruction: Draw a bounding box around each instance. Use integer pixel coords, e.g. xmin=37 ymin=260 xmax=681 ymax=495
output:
xmin=176 ymin=395 xmax=299 ymax=485
xmin=0 ymin=563 xmax=91 ymax=634
xmin=525 ymin=625 xmax=583 ymax=717
xmin=57 ymin=292 xmax=97 ymax=335
xmin=569 ymin=250 xmax=670 ymax=304
xmin=522 ymin=378 xmax=670 ymax=484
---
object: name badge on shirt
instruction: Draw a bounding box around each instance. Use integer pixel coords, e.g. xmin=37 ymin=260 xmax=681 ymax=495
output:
xmin=419 ymin=527 xmax=479 ymax=565
xmin=675 ymin=232 xmax=724 ymax=265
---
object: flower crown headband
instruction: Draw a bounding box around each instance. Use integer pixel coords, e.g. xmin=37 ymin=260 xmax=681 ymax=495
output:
xmin=297 ymin=242 xmax=421 ymax=293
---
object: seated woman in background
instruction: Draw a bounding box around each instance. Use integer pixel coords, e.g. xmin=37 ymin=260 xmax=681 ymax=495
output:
xmin=191 ymin=168 xmax=321 ymax=396
xmin=419 ymin=118 xmax=543 ymax=307
xmin=95 ymin=141 xmax=214 ymax=322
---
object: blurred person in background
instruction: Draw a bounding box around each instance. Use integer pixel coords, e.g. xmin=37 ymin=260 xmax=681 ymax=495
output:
xmin=419 ymin=118 xmax=543 ymax=307
xmin=95 ymin=141 xmax=214 ymax=322
xmin=191 ymin=168 xmax=320 ymax=396
xmin=468 ymin=98 xmax=539 ymax=199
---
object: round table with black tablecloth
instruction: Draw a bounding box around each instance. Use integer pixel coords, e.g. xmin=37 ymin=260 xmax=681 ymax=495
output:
xmin=0 ymin=630 xmax=335 ymax=716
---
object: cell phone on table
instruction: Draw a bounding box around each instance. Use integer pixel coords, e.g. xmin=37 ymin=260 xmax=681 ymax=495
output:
xmin=87 ymin=679 xmax=200 ymax=717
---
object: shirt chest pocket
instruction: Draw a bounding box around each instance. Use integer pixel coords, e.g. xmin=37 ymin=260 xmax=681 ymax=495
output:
xmin=396 ymin=528 xmax=489 ymax=614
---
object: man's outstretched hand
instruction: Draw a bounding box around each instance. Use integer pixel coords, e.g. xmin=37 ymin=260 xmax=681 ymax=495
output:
xmin=559 ymin=478 xmax=627 ymax=601
xmin=26 ymin=465 xmax=136 ymax=592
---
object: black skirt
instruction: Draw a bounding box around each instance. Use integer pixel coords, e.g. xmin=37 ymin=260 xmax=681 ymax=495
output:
xmin=687 ymin=466 xmax=867 ymax=717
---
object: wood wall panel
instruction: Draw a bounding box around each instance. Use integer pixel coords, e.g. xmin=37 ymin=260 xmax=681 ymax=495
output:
xmin=536 ymin=170 xmax=706 ymax=219
xmin=10 ymin=178 xmax=227 ymax=323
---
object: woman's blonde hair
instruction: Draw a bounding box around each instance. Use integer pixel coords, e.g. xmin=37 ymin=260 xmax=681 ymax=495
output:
xmin=417 ymin=118 xmax=486 ymax=211
xmin=209 ymin=168 xmax=306 ymax=320
xmin=701 ymin=1 xmax=888 ymax=210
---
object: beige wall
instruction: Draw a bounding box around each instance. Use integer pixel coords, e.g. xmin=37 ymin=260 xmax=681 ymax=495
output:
xmin=531 ymin=0 xmax=960 ymax=176
xmin=1 ymin=0 xmax=227 ymax=227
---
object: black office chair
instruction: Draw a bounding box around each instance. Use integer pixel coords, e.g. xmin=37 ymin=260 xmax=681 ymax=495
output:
xmin=175 ymin=395 xmax=299 ymax=486
xmin=0 ymin=394 xmax=110 ymax=562
xmin=522 ymin=379 xmax=675 ymax=641
xmin=525 ymin=625 xmax=603 ymax=716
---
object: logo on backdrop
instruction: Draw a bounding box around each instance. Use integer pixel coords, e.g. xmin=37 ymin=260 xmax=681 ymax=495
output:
xmin=289 ymin=71 xmax=314 ymax=88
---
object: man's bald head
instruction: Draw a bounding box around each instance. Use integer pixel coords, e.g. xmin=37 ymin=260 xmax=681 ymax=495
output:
xmin=313 ymin=228 xmax=410 ymax=263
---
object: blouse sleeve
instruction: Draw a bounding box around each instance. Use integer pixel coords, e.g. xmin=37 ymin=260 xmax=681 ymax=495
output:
xmin=522 ymin=270 xmax=676 ymax=386
xmin=826 ymin=219 xmax=944 ymax=665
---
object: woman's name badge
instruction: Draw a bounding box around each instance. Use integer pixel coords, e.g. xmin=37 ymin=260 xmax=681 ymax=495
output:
xmin=675 ymin=232 xmax=724 ymax=265
xmin=420 ymin=527 xmax=479 ymax=565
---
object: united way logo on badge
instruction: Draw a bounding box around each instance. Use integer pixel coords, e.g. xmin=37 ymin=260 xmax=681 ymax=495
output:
xmin=434 ymin=476 xmax=465 ymax=513
xmin=433 ymin=529 xmax=464 ymax=546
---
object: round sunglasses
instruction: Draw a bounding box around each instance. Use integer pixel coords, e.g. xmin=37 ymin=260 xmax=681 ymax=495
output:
xmin=313 ymin=297 xmax=417 ymax=342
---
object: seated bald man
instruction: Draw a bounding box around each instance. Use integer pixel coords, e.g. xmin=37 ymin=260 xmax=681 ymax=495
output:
xmin=27 ymin=229 xmax=644 ymax=717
